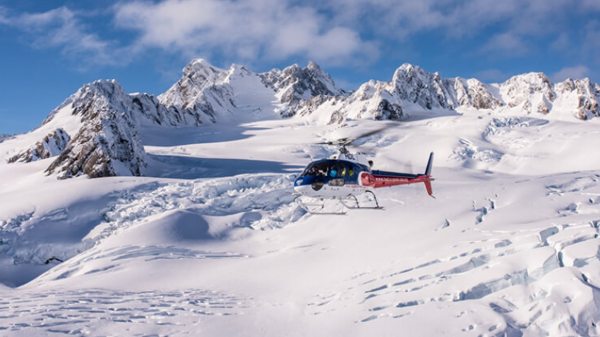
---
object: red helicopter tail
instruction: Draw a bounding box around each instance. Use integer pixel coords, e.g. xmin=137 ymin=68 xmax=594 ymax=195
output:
xmin=424 ymin=180 xmax=434 ymax=198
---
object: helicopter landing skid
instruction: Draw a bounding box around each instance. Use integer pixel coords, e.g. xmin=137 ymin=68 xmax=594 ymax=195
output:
xmin=340 ymin=191 xmax=384 ymax=210
xmin=294 ymin=195 xmax=347 ymax=215
xmin=294 ymin=191 xmax=383 ymax=215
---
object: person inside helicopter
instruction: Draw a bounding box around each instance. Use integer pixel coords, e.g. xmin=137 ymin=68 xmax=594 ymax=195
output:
xmin=302 ymin=160 xmax=328 ymax=177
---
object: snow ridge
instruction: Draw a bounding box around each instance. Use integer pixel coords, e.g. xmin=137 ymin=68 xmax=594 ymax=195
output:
xmin=300 ymin=64 xmax=600 ymax=124
xmin=7 ymin=128 xmax=69 ymax=163
xmin=5 ymin=59 xmax=600 ymax=179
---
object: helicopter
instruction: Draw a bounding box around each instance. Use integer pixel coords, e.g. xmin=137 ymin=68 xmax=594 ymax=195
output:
xmin=293 ymin=125 xmax=434 ymax=214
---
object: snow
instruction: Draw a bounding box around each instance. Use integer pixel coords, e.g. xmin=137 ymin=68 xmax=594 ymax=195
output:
xmin=2 ymin=61 xmax=600 ymax=335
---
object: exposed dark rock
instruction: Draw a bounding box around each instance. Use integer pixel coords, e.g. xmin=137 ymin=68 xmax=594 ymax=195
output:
xmin=537 ymin=101 xmax=550 ymax=115
xmin=46 ymin=109 xmax=145 ymax=179
xmin=373 ymin=99 xmax=403 ymax=121
xmin=260 ymin=61 xmax=346 ymax=116
xmin=45 ymin=80 xmax=146 ymax=179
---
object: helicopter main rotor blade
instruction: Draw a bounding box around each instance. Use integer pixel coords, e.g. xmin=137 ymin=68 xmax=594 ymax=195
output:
xmin=344 ymin=123 xmax=397 ymax=146
xmin=313 ymin=122 xmax=397 ymax=148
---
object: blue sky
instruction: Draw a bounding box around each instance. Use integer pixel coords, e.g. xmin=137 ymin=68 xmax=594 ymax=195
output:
xmin=1 ymin=0 xmax=599 ymax=134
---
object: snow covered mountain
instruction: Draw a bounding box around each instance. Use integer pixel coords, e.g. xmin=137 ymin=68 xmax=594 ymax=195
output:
xmin=2 ymin=59 xmax=599 ymax=180
xmin=0 ymin=134 xmax=13 ymax=143
xmin=302 ymin=63 xmax=600 ymax=123
xmin=2 ymin=58 xmax=600 ymax=336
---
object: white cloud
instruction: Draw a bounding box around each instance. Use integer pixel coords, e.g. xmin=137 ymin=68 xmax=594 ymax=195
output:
xmin=113 ymin=0 xmax=376 ymax=66
xmin=318 ymin=0 xmax=600 ymax=57
xmin=0 ymin=6 xmax=122 ymax=67
xmin=2 ymin=0 xmax=600 ymax=69
xmin=550 ymin=65 xmax=590 ymax=82
xmin=479 ymin=33 xmax=529 ymax=56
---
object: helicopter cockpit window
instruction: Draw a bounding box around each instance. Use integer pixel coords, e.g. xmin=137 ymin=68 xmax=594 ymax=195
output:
xmin=301 ymin=161 xmax=329 ymax=177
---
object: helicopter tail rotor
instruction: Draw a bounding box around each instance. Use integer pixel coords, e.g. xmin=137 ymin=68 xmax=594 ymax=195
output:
xmin=423 ymin=152 xmax=435 ymax=198
xmin=424 ymin=152 xmax=434 ymax=176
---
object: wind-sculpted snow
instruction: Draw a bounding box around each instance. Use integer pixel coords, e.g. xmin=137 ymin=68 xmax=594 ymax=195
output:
xmin=0 ymin=288 xmax=249 ymax=336
xmin=306 ymin=173 xmax=600 ymax=336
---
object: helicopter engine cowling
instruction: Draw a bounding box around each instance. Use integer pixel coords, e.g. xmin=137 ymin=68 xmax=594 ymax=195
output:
xmin=360 ymin=172 xmax=376 ymax=187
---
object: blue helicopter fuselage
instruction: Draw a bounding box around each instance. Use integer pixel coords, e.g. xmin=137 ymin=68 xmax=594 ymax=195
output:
xmin=293 ymin=159 xmax=371 ymax=198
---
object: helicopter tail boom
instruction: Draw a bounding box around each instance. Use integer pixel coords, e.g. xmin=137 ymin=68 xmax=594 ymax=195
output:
xmin=366 ymin=152 xmax=435 ymax=197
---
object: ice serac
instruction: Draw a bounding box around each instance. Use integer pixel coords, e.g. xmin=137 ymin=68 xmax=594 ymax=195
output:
xmin=8 ymin=128 xmax=70 ymax=163
xmin=45 ymin=80 xmax=146 ymax=179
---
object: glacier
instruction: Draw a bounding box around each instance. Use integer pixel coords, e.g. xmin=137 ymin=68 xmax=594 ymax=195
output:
xmin=0 ymin=59 xmax=600 ymax=336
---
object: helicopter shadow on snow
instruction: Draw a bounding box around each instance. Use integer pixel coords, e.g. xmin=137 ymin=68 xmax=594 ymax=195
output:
xmin=399 ymin=109 xmax=462 ymax=122
xmin=138 ymin=124 xmax=269 ymax=147
xmin=145 ymin=154 xmax=303 ymax=180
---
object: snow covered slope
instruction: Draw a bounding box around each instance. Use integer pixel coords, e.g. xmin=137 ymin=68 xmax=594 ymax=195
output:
xmin=2 ymin=59 xmax=600 ymax=336
xmin=2 ymin=104 xmax=600 ymax=336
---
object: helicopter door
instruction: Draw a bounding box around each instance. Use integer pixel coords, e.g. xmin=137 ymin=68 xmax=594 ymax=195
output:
xmin=328 ymin=162 xmax=345 ymax=186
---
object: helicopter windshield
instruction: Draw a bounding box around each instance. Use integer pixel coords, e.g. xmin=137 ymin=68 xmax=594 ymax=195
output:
xmin=300 ymin=160 xmax=329 ymax=177
xmin=300 ymin=160 xmax=364 ymax=178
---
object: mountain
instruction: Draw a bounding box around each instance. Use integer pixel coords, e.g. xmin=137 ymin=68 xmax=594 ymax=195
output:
xmin=2 ymin=59 xmax=599 ymax=179
xmin=300 ymin=64 xmax=600 ymax=123
xmin=0 ymin=134 xmax=13 ymax=144
xmin=8 ymin=128 xmax=70 ymax=164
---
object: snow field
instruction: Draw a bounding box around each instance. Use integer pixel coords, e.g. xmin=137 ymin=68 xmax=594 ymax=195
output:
xmin=1 ymin=112 xmax=600 ymax=336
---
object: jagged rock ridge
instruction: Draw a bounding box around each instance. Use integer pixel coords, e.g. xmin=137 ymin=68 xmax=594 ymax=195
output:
xmin=296 ymin=63 xmax=600 ymax=124
xmin=6 ymin=59 xmax=600 ymax=179
xmin=45 ymin=81 xmax=147 ymax=179
xmin=8 ymin=128 xmax=70 ymax=163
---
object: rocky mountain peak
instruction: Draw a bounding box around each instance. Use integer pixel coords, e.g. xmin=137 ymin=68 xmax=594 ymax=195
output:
xmin=391 ymin=63 xmax=453 ymax=110
xmin=42 ymin=79 xmax=146 ymax=179
xmin=225 ymin=64 xmax=252 ymax=81
xmin=71 ymin=80 xmax=132 ymax=120
xmin=183 ymin=59 xmax=224 ymax=81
